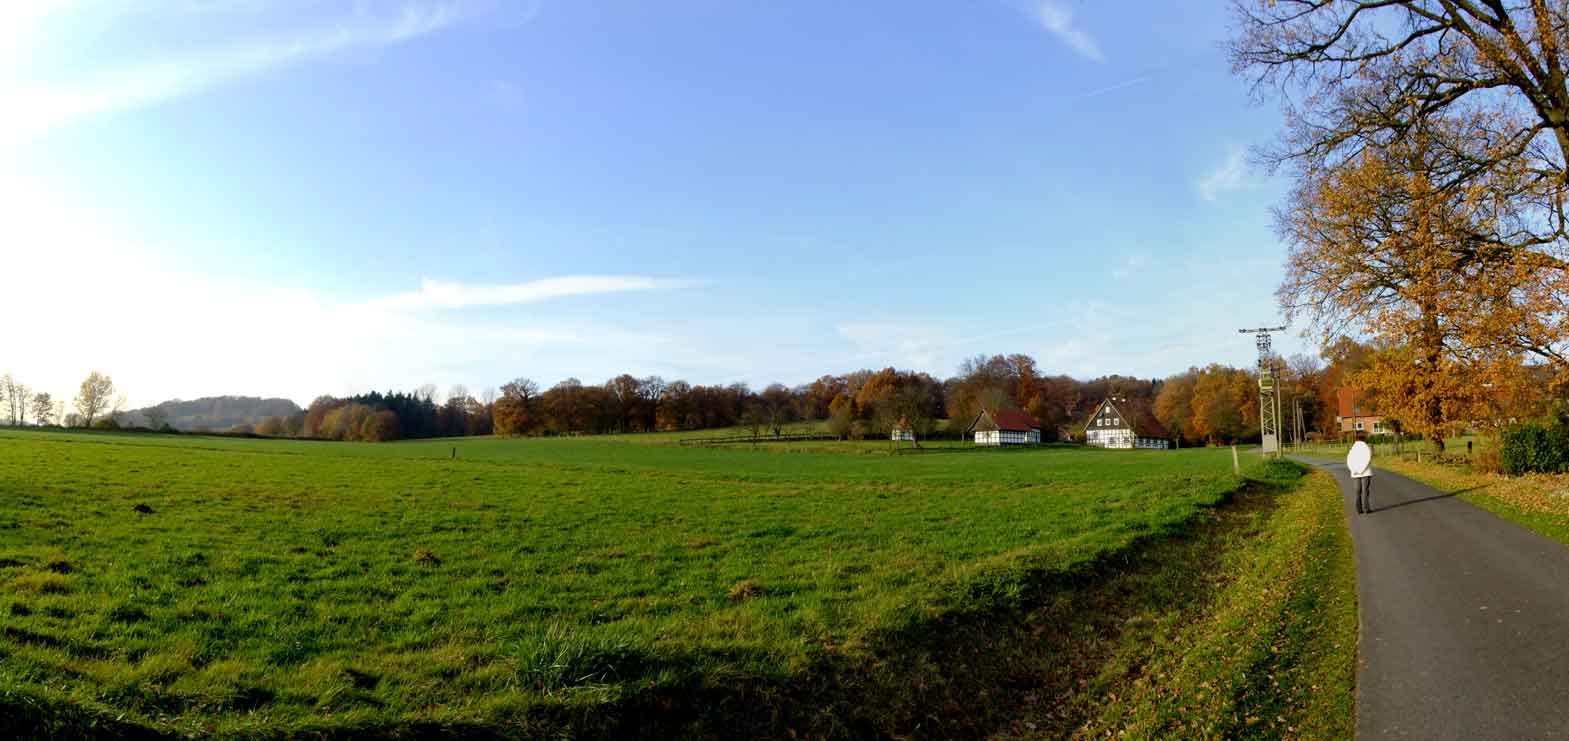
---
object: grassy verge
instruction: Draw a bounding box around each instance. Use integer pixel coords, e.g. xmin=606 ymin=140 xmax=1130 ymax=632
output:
xmin=999 ymin=463 xmax=1358 ymax=739
xmin=1356 ymin=456 xmax=1569 ymax=547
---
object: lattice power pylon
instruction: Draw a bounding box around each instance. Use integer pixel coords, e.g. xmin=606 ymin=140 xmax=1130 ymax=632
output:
xmin=1239 ymin=325 xmax=1287 ymax=458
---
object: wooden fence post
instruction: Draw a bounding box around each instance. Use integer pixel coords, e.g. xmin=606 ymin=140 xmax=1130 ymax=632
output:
xmin=1232 ymin=445 xmax=1240 ymax=477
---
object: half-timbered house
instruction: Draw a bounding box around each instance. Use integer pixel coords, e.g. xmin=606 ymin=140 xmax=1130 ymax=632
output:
xmin=1084 ymin=398 xmax=1170 ymax=449
xmin=968 ymin=408 xmax=1042 ymax=446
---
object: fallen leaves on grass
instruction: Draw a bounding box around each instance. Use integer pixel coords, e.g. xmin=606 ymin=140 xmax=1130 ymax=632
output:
xmin=728 ymin=579 xmax=766 ymax=602
xmin=412 ymin=548 xmax=442 ymax=566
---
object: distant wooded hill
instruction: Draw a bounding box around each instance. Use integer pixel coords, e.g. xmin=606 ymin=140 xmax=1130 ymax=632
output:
xmin=129 ymin=396 xmax=302 ymax=431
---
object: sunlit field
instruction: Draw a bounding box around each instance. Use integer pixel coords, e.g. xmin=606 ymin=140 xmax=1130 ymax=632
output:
xmin=1 ymin=428 xmax=1260 ymax=736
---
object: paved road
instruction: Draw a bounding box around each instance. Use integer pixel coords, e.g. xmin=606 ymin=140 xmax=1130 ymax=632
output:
xmin=1295 ymin=456 xmax=1569 ymax=738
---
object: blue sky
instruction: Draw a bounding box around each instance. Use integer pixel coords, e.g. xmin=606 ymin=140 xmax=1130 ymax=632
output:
xmin=1 ymin=0 xmax=1308 ymax=408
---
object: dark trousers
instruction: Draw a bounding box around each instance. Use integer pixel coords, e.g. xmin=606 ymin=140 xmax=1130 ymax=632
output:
xmin=1356 ymin=476 xmax=1372 ymax=513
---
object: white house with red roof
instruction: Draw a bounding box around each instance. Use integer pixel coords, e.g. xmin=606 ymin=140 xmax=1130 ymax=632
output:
xmin=967 ymin=408 xmax=1042 ymax=446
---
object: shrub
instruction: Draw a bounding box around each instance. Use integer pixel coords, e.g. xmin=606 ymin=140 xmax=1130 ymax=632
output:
xmin=1548 ymin=411 xmax=1569 ymax=469
xmin=1499 ymin=423 xmax=1564 ymax=475
xmin=1499 ymin=425 xmax=1535 ymax=475
xmin=826 ymin=404 xmax=853 ymax=440
xmin=254 ymin=416 xmax=286 ymax=437
xmin=360 ymin=410 xmax=401 ymax=442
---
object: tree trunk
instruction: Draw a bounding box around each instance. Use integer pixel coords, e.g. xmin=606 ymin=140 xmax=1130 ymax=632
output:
xmin=1422 ymin=309 xmax=1445 ymax=453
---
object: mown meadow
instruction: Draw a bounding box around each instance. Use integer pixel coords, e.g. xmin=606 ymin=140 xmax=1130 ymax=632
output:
xmin=0 ymin=429 xmax=1298 ymax=737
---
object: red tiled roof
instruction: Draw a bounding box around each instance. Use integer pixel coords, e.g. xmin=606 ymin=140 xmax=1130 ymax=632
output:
xmin=990 ymin=408 xmax=1040 ymax=432
xmin=1122 ymin=404 xmax=1168 ymax=439
xmin=1337 ymin=387 xmax=1378 ymax=419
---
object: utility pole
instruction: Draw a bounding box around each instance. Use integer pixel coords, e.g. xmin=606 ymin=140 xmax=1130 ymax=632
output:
xmin=1239 ymin=325 xmax=1287 ymax=459
xmin=1296 ymin=397 xmax=1306 ymax=450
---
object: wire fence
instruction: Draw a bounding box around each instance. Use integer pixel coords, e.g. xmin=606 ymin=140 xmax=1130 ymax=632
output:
xmin=1291 ymin=436 xmax=1482 ymax=465
xmin=678 ymin=432 xmax=838 ymax=446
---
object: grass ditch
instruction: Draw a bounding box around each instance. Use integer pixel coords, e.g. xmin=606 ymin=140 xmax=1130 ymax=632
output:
xmin=1037 ymin=462 xmax=1358 ymax=739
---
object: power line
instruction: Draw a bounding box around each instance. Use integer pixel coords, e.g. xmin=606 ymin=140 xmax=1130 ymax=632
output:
xmin=1238 ymin=325 xmax=1287 ymax=458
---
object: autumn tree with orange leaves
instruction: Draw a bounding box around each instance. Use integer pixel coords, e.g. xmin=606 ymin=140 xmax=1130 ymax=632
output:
xmin=1155 ymin=364 xmax=1261 ymax=446
xmin=1235 ymin=0 xmax=1569 ymax=446
xmin=1276 ymin=123 xmax=1555 ymax=447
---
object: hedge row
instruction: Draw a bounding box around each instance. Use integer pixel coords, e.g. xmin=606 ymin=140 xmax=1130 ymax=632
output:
xmin=1499 ymin=414 xmax=1569 ymax=475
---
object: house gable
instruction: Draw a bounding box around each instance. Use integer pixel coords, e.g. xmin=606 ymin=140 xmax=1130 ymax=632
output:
xmin=1084 ymin=398 xmax=1171 ymax=449
xmin=968 ymin=410 xmax=999 ymax=433
xmin=970 ymin=408 xmax=1041 ymax=446
xmin=1084 ymin=399 xmax=1130 ymax=434
xmin=969 ymin=408 xmax=1039 ymax=434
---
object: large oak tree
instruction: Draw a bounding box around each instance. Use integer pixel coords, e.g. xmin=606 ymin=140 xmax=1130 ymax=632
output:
xmin=1233 ymin=0 xmax=1569 ymax=373
xmin=1277 ymin=127 xmax=1520 ymax=445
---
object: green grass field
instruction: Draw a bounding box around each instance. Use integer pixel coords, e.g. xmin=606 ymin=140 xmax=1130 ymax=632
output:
xmin=0 ymin=429 xmax=1329 ymax=736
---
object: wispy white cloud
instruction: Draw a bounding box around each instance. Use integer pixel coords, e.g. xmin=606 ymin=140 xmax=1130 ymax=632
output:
xmin=0 ymin=172 xmax=690 ymax=406
xmin=366 ymin=276 xmax=693 ymax=311
xmin=1197 ymin=146 xmax=1261 ymax=203
xmin=1023 ymin=1 xmax=1104 ymax=62
xmin=1072 ymin=75 xmax=1147 ymax=100
xmin=0 ymin=2 xmax=481 ymax=148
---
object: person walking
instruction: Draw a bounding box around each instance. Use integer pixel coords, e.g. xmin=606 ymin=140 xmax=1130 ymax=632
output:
xmin=1348 ymin=440 xmax=1374 ymax=514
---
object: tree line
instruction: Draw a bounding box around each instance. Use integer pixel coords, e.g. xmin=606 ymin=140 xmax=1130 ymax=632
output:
xmin=5 ymin=344 xmax=1393 ymax=447
xmin=269 ymin=358 xmax=1167 ymax=443
xmin=0 ymin=371 xmax=120 ymax=429
xmin=215 ymin=351 xmax=1365 ymax=445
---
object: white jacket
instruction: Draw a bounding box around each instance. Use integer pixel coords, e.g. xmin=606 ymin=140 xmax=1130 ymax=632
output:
xmin=1347 ymin=442 xmax=1373 ymax=478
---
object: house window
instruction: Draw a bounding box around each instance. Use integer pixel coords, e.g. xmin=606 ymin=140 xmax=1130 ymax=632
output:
xmin=1354 ymin=421 xmax=1364 ymax=431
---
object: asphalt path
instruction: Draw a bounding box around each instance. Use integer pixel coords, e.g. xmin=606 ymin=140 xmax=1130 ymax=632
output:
xmin=1295 ymin=456 xmax=1569 ymax=738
